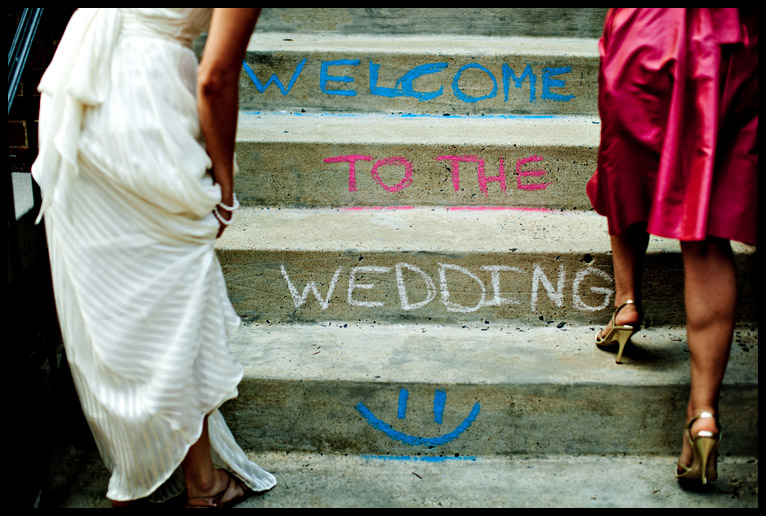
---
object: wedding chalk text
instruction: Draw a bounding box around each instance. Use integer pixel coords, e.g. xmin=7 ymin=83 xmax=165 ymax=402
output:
xmin=280 ymin=261 xmax=613 ymax=314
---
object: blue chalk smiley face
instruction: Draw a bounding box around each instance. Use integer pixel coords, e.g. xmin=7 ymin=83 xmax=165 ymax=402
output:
xmin=356 ymin=388 xmax=480 ymax=446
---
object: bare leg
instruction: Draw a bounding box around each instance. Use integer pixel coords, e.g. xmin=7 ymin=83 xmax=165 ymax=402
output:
xmin=677 ymin=237 xmax=736 ymax=470
xmin=182 ymin=416 xmax=244 ymax=503
xmin=599 ymin=223 xmax=649 ymax=338
xmin=110 ymin=416 xmax=242 ymax=506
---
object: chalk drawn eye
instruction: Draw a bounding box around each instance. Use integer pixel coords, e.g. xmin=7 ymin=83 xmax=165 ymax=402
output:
xmin=356 ymin=388 xmax=480 ymax=447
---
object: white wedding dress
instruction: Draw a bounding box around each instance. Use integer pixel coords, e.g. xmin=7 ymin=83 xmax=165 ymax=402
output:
xmin=31 ymin=8 xmax=276 ymax=502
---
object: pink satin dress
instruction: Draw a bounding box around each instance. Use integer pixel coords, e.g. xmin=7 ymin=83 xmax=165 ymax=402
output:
xmin=586 ymin=8 xmax=758 ymax=246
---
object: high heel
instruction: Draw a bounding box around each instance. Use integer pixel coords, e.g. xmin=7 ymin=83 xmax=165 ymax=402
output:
xmin=676 ymin=411 xmax=721 ymax=485
xmin=595 ymin=300 xmax=639 ymax=363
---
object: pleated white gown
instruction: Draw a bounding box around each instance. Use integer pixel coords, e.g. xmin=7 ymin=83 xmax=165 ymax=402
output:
xmin=31 ymin=8 xmax=276 ymax=502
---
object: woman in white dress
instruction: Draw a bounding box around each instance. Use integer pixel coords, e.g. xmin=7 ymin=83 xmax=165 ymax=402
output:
xmin=31 ymin=8 xmax=276 ymax=507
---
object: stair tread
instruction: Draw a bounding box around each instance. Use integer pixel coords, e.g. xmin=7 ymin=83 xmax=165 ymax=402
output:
xmin=237 ymin=111 xmax=601 ymax=147
xmin=218 ymin=206 xmax=608 ymax=252
xmin=230 ymin=322 xmax=758 ymax=386
xmin=217 ymin=207 xmax=756 ymax=255
xmin=247 ymin=31 xmax=600 ymax=57
xmin=44 ymin=448 xmax=758 ymax=508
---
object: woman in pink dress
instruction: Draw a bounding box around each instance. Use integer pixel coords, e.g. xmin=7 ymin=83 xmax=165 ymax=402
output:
xmin=587 ymin=8 xmax=757 ymax=484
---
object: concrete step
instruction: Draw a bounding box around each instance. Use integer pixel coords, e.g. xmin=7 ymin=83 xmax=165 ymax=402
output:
xmin=220 ymin=322 xmax=757 ymax=458
xmin=236 ymin=32 xmax=599 ymax=116
xmin=234 ymin=112 xmax=600 ymax=209
xmin=216 ymin=207 xmax=757 ymax=326
xmin=255 ymin=8 xmax=609 ymax=39
xmin=43 ymin=448 xmax=758 ymax=508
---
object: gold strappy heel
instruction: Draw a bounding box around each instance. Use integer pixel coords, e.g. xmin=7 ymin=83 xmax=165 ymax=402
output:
xmin=676 ymin=410 xmax=721 ymax=485
xmin=595 ymin=300 xmax=639 ymax=363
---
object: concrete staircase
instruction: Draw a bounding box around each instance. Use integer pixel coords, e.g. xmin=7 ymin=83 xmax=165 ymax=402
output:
xmin=46 ymin=8 xmax=757 ymax=508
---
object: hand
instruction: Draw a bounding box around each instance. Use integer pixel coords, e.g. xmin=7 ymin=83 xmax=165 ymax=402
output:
xmin=215 ymin=206 xmax=232 ymax=238
xmin=213 ymin=192 xmax=239 ymax=238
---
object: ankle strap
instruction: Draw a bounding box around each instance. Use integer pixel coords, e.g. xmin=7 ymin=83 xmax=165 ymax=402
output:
xmin=614 ymin=299 xmax=636 ymax=313
xmin=687 ymin=410 xmax=720 ymax=433
xmin=611 ymin=300 xmax=638 ymax=323
xmin=690 ymin=410 xmax=716 ymax=421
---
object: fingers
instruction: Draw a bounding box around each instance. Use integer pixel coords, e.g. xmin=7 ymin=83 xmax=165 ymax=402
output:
xmin=214 ymin=206 xmax=233 ymax=238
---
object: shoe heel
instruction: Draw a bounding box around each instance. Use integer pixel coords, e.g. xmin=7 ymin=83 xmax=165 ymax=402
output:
xmin=676 ymin=411 xmax=721 ymax=485
xmin=595 ymin=300 xmax=640 ymax=363
xmin=694 ymin=436 xmax=719 ymax=485
xmin=614 ymin=329 xmax=634 ymax=364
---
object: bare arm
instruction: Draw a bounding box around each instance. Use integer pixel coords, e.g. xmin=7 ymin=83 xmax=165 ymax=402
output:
xmin=197 ymin=8 xmax=260 ymax=236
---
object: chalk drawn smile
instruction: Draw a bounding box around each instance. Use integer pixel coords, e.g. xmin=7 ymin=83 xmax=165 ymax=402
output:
xmin=356 ymin=388 xmax=480 ymax=446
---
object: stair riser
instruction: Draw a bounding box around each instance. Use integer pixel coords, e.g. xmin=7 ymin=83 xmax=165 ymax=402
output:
xmin=219 ymin=250 xmax=755 ymax=326
xmin=255 ymin=8 xmax=609 ymax=38
xmin=240 ymin=52 xmax=598 ymax=115
xmin=222 ymin=380 xmax=758 ymax=456
xmin=235 ymin=141 xmax=597 ymax=209
xmin=221 ymin=250 xmax=618 ymax=325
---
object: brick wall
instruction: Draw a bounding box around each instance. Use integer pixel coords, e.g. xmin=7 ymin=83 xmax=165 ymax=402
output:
xmin=8 ymin=8 xmax=75 ymax=173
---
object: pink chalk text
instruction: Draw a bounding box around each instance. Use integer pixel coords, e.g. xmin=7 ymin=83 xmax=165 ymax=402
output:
xmin=325 ymin=153 xmax=551 ymax=196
